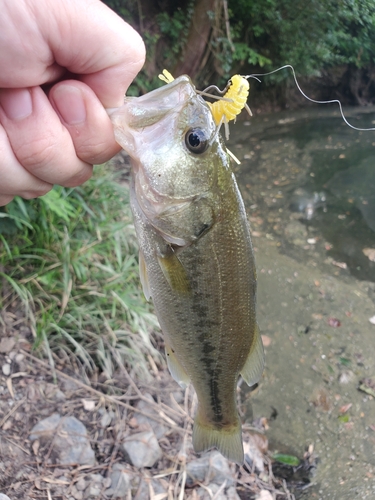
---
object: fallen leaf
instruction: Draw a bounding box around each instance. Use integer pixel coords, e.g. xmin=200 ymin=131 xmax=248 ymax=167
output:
xmin=256 ymin=490 xmax=273 ymax=500
xmin=363 ymin=248 xmax=375 ymax=262
xmin=332 ymin=260 xmax=347 ymax=269
xmin=339 ymin=403 xmax=352 ymax=414
xmin=81 ymin=399 xmax=95 ymax=411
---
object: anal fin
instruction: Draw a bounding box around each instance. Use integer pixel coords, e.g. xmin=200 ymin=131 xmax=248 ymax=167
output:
xmin=165 ymin=343 xmax=190 ymax=389
xmin=240 ymin=325 xmax=265 ymax=387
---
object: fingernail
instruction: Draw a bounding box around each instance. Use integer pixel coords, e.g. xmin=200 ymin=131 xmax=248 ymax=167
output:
xmin=0 ymin=88 xmax=33 ymax=120
xmin=53 ymin=85 xmax=87 ymax=125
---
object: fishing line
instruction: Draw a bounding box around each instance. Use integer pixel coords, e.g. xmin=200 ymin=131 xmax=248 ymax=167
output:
xmin=246 ymin=64 xmax=375 ymax=132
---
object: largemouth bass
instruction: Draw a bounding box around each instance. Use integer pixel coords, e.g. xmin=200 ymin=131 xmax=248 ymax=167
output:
xmin=110 ymin=75 xmax=264 ymax=464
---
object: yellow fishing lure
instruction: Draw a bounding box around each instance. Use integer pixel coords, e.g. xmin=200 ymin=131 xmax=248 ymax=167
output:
xmin=207 ymin=74 xmax=250 ymax=126
xmin=158 ymin=70 xmax=250 ymax=126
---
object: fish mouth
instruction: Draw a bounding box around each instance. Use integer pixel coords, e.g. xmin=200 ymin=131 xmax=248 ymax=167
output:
xmin=109 ymin=75 xmax=199 ymax=156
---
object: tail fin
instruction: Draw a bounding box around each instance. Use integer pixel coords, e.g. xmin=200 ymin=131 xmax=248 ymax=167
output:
xmin=192 ymin=412 xmax=244 ymax=465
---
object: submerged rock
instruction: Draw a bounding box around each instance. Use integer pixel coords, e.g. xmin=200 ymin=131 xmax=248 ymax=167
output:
xmin=289 ymin=188 xmax=326 ymax=220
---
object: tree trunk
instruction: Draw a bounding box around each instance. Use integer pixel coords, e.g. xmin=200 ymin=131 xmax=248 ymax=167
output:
xmin=174 ymin=0 xmax=216 ymax=79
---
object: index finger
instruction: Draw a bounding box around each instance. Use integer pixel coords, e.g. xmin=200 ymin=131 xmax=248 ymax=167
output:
xmin=39 ymin=0 xmax=145 ymax=107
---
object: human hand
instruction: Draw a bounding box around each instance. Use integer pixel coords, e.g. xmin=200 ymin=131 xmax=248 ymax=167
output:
xmin=0 ymin=0 xmax=145 ymax=206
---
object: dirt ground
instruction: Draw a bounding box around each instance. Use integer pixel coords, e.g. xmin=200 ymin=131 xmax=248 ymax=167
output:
xmin=0 ymin=305 xmax=302 ymax=500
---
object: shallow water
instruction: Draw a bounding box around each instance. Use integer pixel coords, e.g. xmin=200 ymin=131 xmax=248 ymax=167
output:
xmin=231 ymin=107 xmax=375 ymax=499
xmin=231 ymin=106 xmax=375 ymax=282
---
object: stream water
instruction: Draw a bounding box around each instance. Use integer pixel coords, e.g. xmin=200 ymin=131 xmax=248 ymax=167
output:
xmin=230 ymin=107 xmax=375 ymax=499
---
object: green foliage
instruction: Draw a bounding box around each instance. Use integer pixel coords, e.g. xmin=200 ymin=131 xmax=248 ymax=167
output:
xmin=0 ymin=167 xmax=162 ymax=380
xmin=103 ymin=0 xmax=375 ymax=100
xmin=157 ymin=5 xmax=193 ymax=56
xmin=227 ymin=0 xmax=375 ymax=82
xmin=330 ymin=0 xmax=375 ymax=68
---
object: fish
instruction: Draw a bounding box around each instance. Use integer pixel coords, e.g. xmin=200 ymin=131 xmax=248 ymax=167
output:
xmin=109 ymin=75 xmax=264 ymax=464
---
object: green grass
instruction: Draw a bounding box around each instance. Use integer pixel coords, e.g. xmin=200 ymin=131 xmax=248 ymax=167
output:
xmin=0 ymin=165 xmax=162 ymax=381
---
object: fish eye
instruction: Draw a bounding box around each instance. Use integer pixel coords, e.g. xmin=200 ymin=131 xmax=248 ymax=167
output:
xmin=185 ymin=128 xmax=209 ymax=154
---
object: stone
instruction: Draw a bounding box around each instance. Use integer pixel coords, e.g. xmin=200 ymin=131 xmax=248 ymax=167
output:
xmin=29 ymin=414 xmax=95 ymax=466
xmin=196 ymin=483 xmax=241 ymax=500
xmin=130 ymin=477 xmax=167 ymax=499
xmin=106 ymin=463 xmax=133 ymax=498
xmin=2 ymin=363 xmax=11 ymax=376
xmin=135 ymin=394 xmax=168 ymax=439
xmin=227 ymin=486 xmax=242 ymax=499
xmin=0 ymin=337 xmax=15 ymax=353
xmin=75 ymin=477 xmax=87 ymax=491
xmin=69 ymin=486 xmax=83 ymax=500
xmin=83 ymin=484 xmax=101 ymax=498
xmin=122 ymin=431 xmax=162 ymax=468
xmin=100 ymin=410 xmax=114 ymax=428
xmin=284 ymin=220 xmax=308 ymax=247
xmin=0 ymin=494 xmax=11 ymax=500
xmin=186 ymin=451 xmax=234 ymax=487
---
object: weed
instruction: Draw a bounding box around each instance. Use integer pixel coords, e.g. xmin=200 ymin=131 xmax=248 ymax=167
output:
xmin=0 ymin=165 xmax=163 ymax=381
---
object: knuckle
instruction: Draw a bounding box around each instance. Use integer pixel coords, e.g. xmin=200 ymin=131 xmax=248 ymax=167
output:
xmin=62 ymin=164 xmax=93 ymax=187
xmin=76 ymin=137 xmax=111 ymax=163
xmin=22 ymin=184 xmax=53 ymax=199
xmin=17 ymin=133 xmax=58 ymax=171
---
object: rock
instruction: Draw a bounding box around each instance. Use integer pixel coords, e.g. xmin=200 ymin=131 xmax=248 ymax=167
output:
xmin=106 ymin=463 xmax=132 ymax=498
xmin=75 ymin=477 xmax=87 ymax=491
xmin=1 ymin=363 xmax=11 ymax=376
xmin=131 ymin=477 xmax=167 ymax=498
xmin=29 ymin=413 xmax=61 ymax=438
xmin=226 ymin=486 xmax=242 ymax=499
xmin=186 ymin=451 xmax=234 ymax=487
xmin=285 ymin=220 xmax=308 ymax=247
xmin=0 ymin=337 xmax=16 ymax=353
xmin=196 ymin=483 xmax=241 ymax=500
xmin=0 ymin=494 xmax=11 ymax=500
xmin=83 ymin=474 xmax=103 ymax=499
xmin=29 ymin=414 xmax=95 ymax=466
xmin=84 ymin=484 xmax=101 ymax=498
xmin=100 ymin=410 xmax=114 ymax=428
xmin=69 ymin=486 xmax=83 ymax=500
xmin=135 ymin=394 xmax=168 ymax=439
xmin=122 ymin=431 xmax=162 ymax=468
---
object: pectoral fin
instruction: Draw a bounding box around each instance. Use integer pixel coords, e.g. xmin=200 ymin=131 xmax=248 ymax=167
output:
xmin=240 ymin=325 xmax=265 ymax=387
xmin=157 ymin=251 xmax=191 ymax=294
xmin=165 ymin=343 xmax=190 ymax=389
xmin=139 ymin=250 xmax=151 ymax=301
